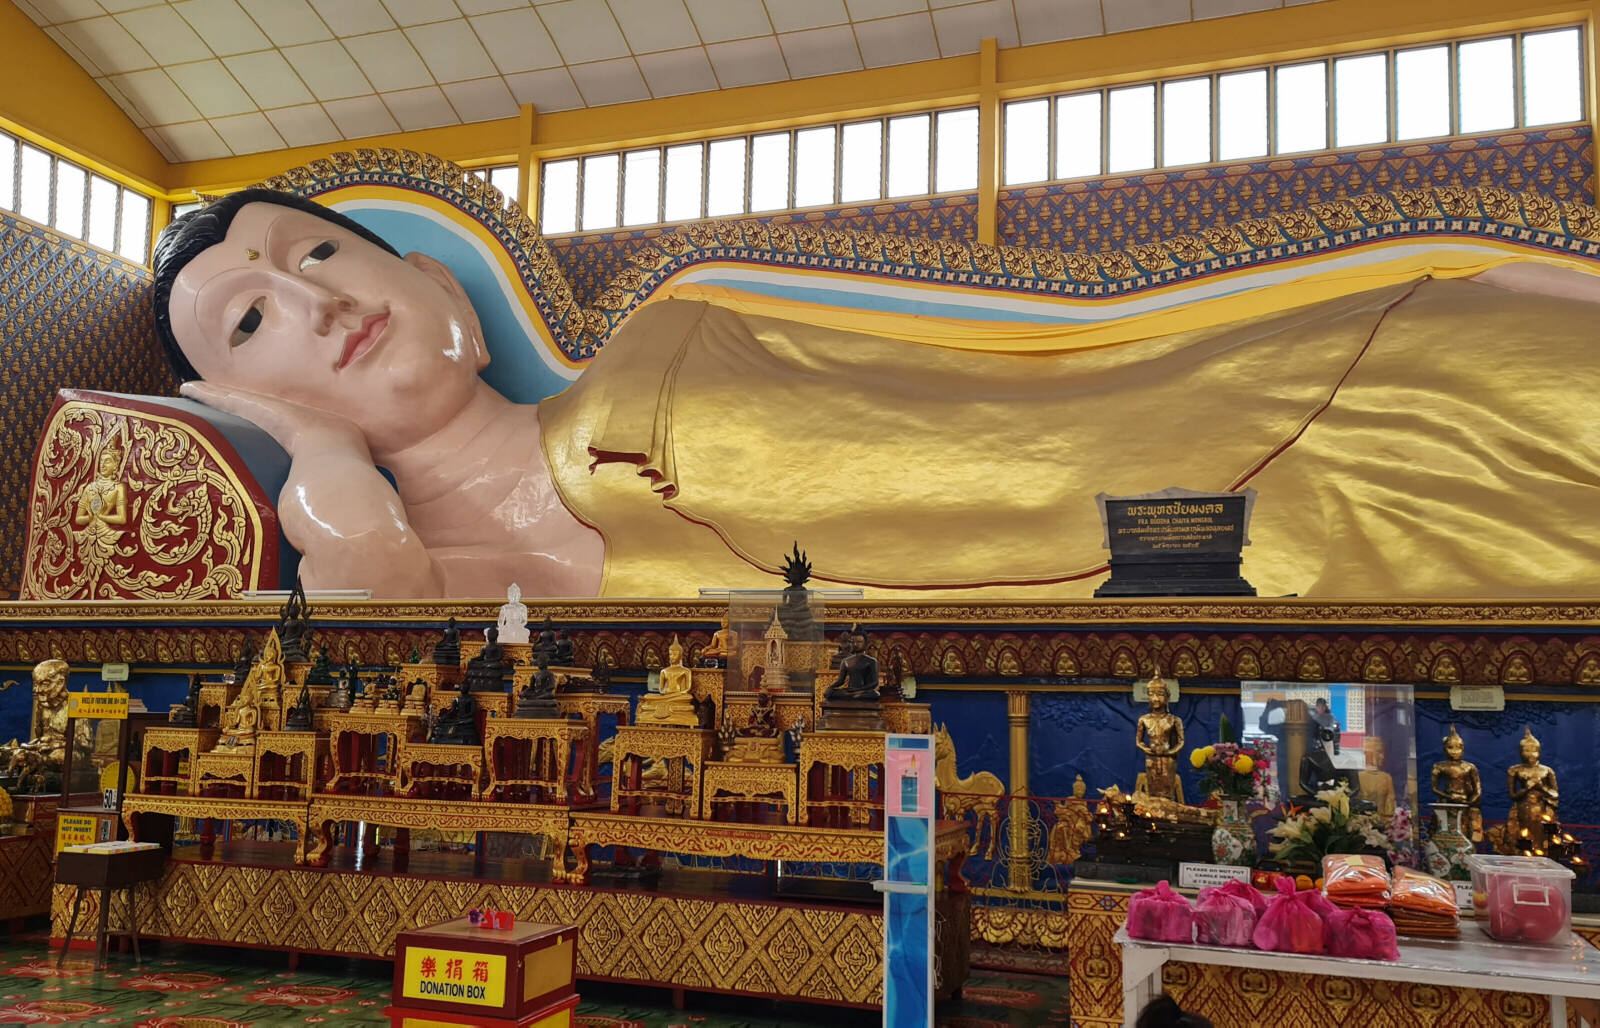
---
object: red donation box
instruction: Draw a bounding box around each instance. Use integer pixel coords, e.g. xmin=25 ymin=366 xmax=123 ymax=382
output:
xmin=387 ymin=917 xmax=578 ymax=1028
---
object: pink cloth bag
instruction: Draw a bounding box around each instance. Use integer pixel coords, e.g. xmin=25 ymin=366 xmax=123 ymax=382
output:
xmin=1252 ymin=876 xmax=1327 ymax=954
xmin=1126 ymin=880 xmax=1194 ymax=943
xmin=1325 ymin=906 xmax=1400 ymax=960
xmin=1195 ymin=881 xmax=1259 ymax=947
xmin=1216 ymin=878 xmax=1268 ymax=916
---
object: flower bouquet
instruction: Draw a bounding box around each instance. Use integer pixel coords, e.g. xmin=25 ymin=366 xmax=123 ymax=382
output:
xmin=1188 ymin=714 xmax=1269 ymax=799
xmin=1270 ymin=785 xmax=1395 ymax=866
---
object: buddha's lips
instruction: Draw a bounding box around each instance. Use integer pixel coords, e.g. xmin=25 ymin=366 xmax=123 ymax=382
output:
xmin=338 ymin=312 xmax=388 ymax=370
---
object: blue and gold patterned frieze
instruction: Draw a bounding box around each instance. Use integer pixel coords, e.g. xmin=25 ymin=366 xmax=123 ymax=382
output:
xmin=998 ymin=127 xmax=1592 ymax=254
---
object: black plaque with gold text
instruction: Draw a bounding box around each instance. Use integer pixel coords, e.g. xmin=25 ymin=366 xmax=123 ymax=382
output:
xmin=1093 ymin=488 xmax=1256 ymax=597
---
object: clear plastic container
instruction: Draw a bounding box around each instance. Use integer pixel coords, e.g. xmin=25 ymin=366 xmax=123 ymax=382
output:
xmin=1467 ymin=854 xmax=1574 ymax=946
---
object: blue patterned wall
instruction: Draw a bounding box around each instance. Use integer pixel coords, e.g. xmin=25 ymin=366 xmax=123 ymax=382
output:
xmin=0 ymin=213 xmax=178 ymax=598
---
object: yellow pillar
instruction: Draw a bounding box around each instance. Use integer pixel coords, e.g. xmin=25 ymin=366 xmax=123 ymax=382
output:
xmin=977 ymin=37 xmax=1000 ymax=247
xmin=517 ymin=104 xmax=538 ymax=219
xmin=1006 ymin=689 xmax=1030 ymax=891
xmin=147 ymin=197 xmax=172 ymax=263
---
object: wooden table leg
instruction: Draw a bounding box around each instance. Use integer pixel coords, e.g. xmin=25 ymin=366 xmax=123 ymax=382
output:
xmin=125 ymin=887 xmax=142 ymax=964
xmin=94 ymin=885 xmax=111 ymax=969
xmin=58 ymin=887 xmax=84 ymax=967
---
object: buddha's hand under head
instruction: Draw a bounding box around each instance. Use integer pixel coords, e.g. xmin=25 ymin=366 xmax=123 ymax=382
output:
xmin=181 ymin=380 xmax=370 ymax=459
xmin=180 ymin=379 xmax=443 ymax=597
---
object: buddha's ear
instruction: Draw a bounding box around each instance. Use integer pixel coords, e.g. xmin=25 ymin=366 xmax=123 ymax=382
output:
xmin=405 ymin=252 xmax=489 ymax=371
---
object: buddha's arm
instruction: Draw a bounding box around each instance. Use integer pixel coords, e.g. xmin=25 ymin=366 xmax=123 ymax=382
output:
xmin=1466 ymin=768 xmax=1482 ymax=804
xmin=1135 ymin=720 xmax=1152 ymax=755
xmin=71 ymin=492 xmax=92 ymax=528
xmin=1508 ymin=768 xmax=1526 ymax=801
xmin=182 ymin=381 xmax=443 ymax=597
xmin=1542 ymin=770 xmax=1559 ymax=802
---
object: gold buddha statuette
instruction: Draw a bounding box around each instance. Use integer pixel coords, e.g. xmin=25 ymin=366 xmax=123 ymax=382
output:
xmin=637 ymin=635 xmax=700 ymax=728
xmin=1135 ymin=670 xmax=1185 ymax=803
xmin=1430 ymin=723 xmax=1482 ymax=842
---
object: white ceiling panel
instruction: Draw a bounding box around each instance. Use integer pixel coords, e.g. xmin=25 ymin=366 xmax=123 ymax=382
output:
xmin=173 ymin=0 xmax=270 ymax=56
xmin=307 ymin=0 xmax=395 ymax=37
xmin=263 ymin=102 xmax=341 ymax=146
xmin=283 ymin=40 xmax=372 ymax=101
xmin=383 ymin=85 xmax=459 ymax=130
xmin=636 ymin=46 xmax=718 ymax=98
xmin=57 ymin=16 xmax=155 ymax=74
xmin=381 ymin=0 xmax=459 ymax=27
xmin=343 ymin=30 xmax=433 ymax=93
xmin=210 ymin=110 xmax=286 ymax=153
xmin=110 ymin=68 xmax=201 ymax=123
xmin=115 ymin=4 xmax=212 ymax=65
xmin=705 ymin=35 xmax=788 ymax=88
xmin=570 ymin=57 xmax=650 ymax=107
xmin=766 ymin=0 xmax=848 ymax=34
xmin=405 ymin=19 xmax=497 ymax=82
xmin=932 ymin=0 xmax=1020 ymax=56
xmin=322 ymin=94 xmax=400 ymax=137
xmin=441 ymin=76 xmax=520 ymax=122
xmin=235 ymin=0 xmax=331 ymax=47
xmin=166 ymin=59 xmax=256 ymax=117
xmin=222 ymin=49 xmax=315 ymax=108
xmin=473 ymin=8 xmax=563 ymax=74
xmin=855 ymin=13 xmax=939 ymax=69
xmin=539 ymin=0 xmax=630 ymax=64
xmin=21 ymin=0 xmax=1330 ymax=154
xmin=609 ymin=0 xmax=700 ymax=54
xmin=155 ymin=118 xmax=231 ymax=160
xmin=778 ymin=25 xmax=862 ymax=79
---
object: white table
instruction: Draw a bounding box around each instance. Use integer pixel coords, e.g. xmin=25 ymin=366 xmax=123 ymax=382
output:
xmin=1116 ymin=923 xmax=1600 ymax=1028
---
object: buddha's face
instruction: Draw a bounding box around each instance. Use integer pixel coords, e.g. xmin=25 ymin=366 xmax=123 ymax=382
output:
xmin=1444 ymin=738 xmax=1463 ymax=761
xmin=168 ymin=203 xmax=487 ymax=455
xmin=1148 ymin=683 xmax=1167 ymax=710
xmin=669 ymin=642 xmax=683 ymax=663
xmin=97 ymin=451 xmax=119 ymax=478
xmin=1521 ymin=739 xmax=1540 ymax=764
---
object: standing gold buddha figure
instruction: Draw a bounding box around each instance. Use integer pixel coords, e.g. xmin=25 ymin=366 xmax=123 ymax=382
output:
xmin=1430 ymin=723 xmax=1482 ymax=842
xmin=1506 ymin=725 xmax=1559 ymax=852
xmin=1135 ymin=671 xmax=1185 ymax=803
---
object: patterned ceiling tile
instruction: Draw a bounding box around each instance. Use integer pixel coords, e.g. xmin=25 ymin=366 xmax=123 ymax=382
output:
xmin=21 ymin=0 xmax=1336 ymax=152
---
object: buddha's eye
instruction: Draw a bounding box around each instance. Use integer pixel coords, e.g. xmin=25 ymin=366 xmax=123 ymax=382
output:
xmin=298 ymin=240 xmax=338 ymax=271
xmin=229 ymin=298 xmax=265 ymax=348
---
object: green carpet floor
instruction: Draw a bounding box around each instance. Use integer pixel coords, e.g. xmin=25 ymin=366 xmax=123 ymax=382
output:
xmin=0 ymin=929 xmax=1071 ymax=1026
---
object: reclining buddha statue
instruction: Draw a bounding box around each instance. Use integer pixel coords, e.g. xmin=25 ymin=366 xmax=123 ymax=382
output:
xmin=57 ymin=176 xmax=1597 ymax=602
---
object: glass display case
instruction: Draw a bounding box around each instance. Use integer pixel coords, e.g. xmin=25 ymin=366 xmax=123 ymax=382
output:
xmin=59 ymin=691 xmax=166 ymax=850
xmin=1240 ymin=680 xmax=1419 ymax=849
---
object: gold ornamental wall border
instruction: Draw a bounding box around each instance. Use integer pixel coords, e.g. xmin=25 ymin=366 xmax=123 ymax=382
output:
xmin=4 ymin=597 xmax=1600 ymax=626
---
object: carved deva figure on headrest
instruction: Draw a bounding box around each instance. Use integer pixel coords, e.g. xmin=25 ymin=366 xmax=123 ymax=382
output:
xmin=151 ymin=182 xmax=1600 ymax=601
xmin=72 ymin=425 xmax=131 ymax=567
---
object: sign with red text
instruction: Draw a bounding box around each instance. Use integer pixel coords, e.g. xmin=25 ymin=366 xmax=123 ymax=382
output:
xmin=400 ymin=947 xmax=506 ymax=1008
